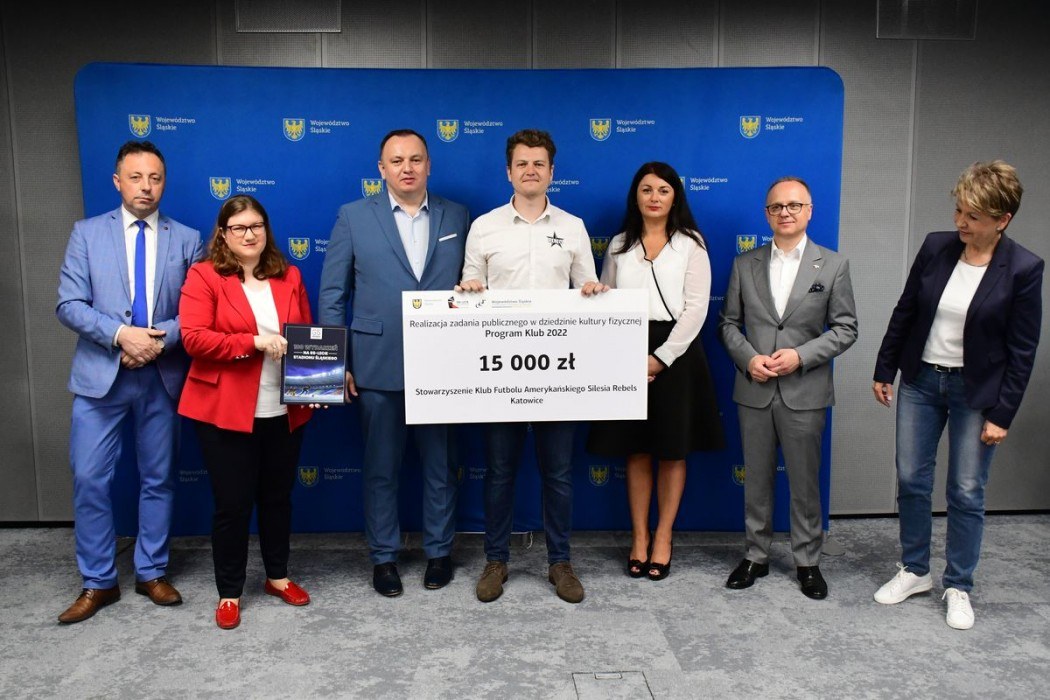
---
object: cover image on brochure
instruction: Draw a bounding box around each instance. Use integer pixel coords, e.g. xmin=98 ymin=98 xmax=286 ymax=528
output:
xmin=281 ymin=324 xmax=348 ymax=405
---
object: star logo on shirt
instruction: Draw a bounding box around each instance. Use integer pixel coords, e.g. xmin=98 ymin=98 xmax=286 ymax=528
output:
xmin=547 ymin=231 xmax=564 ymax=248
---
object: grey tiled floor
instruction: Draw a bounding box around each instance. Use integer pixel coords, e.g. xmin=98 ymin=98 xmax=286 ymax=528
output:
xmin=1 ymin=515 xmax=1047 ymax=699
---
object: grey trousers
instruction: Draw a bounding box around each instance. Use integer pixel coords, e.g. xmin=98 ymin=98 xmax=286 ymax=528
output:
xmin=738 ymin=390 xmax=826 ymax=567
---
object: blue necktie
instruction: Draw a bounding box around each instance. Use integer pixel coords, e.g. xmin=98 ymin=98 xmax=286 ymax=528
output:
xmin=131 ymin=220 xmax=148 ymax=327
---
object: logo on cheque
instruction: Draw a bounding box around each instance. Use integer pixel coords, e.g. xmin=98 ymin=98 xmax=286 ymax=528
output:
xmin=288 ymin=238 xmax=310 ymax=260
xmin=436 ymin=119 xmax=459 ymax=143
xmin=209 ymin=177 xmax=231 ymax=201
xmin=128 ymin=114 xmax=151 ymax=138
xmin=283 ymin=118 xmax=305 ymax=142
xmin=589 ymin=118 xmax=612 ymax=142
xmin=740 ymin=115 xmax=761 ymax=139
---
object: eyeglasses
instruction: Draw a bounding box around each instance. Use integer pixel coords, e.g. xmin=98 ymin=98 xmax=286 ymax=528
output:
xmin=764 ymin=202 xmax=811 ymax=216
xmin=224 ymin=223 xmax=266 ymax=238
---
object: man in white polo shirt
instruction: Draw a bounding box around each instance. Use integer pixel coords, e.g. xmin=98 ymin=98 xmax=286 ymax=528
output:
xmin=458 ymin=128 xmax=606 ymax=604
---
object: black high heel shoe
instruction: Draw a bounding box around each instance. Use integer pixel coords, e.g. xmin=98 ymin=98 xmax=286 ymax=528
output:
xmin=627 ymin=532 xmax=653 ymax=579
xmin=648 ymin=541 xmax=673 ymax=581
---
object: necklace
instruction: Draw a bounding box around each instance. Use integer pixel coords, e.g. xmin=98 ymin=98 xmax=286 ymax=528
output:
xmin=961 ymin=249 xmax=990 ymax=267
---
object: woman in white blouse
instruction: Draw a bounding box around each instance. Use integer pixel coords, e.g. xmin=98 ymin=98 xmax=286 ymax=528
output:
xmin=587 ymin=162 xmax=724 ymax=580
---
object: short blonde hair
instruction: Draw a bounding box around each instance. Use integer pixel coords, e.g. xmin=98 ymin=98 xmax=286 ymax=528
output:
xmin=952 ymin=160 xmax=1023 ymax=219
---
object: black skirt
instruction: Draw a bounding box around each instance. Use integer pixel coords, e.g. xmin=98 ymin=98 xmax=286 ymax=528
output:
xmin=586 ymin=320 xmax=725 ymax=460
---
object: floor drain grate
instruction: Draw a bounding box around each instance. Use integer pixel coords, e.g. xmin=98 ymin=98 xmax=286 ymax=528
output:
xmin=572 ymin=671 xmax=653 ymax=699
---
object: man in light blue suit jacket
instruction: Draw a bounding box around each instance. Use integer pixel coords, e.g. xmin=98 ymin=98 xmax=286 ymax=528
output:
xmin=319 ymin=129 xmax=469 ymax=597
xmin=55 ymin=141 xmax=203 ymax=623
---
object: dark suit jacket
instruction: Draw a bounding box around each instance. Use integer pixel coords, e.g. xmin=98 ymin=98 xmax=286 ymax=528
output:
xmin=873 ymin=231 xmax=1044 ymax=429
xmin=178 ymin=261 xmax=313 ymax=433
xmin=316 ymin=192 xmax=469 ymax=391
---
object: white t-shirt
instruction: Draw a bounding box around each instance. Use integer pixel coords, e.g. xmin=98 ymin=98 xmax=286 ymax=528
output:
xmin=242 ymin=281 xmax=287 ymax=418
xmin=921 ymin=260 xmax=987 ymax=367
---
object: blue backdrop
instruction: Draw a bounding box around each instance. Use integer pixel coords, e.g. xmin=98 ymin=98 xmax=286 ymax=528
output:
xmin=73 ymin=62 xmax=844 ymax=537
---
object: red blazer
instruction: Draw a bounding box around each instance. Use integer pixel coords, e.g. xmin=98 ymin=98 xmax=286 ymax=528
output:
xmin=178 ymin=261 xmax=313 ymax=433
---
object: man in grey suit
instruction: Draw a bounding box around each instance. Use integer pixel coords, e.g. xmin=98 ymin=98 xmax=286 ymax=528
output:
xmin=56 ymin=140 xmax=203 ymax=623
xmin=718 ymin=176 xmax=857 ymax=599
xmin=318 ymin=129 xmax=469 ymax=597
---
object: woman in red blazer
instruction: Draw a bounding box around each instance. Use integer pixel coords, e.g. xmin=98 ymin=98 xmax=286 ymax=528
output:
xmin=871 ymin=161 xmax=1043 ymax=630
xmin=179 ymin=195 xmax=314 ymax=630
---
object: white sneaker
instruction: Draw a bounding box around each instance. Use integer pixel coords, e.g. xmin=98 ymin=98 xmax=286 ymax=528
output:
xmin=943 ymin=588 xmax=975 ymax=630
xmin=873 ymin=563 xmax=933 ymax=604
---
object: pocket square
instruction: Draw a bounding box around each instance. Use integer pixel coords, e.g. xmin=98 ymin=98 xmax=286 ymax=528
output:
xmin=438 ymin=233 xmax=458 ymax=242
xmin=808 ymin=283 xmax=825 ymax=293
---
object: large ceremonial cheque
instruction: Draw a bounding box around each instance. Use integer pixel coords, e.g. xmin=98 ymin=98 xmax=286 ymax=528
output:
xmin=403 ymin=289 xmax=648 ymax=424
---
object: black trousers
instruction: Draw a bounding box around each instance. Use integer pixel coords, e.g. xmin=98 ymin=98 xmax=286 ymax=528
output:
xmin=194 ymin=417 xmax=305 ymax=598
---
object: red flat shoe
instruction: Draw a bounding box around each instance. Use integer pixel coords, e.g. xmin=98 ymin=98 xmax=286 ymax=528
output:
xmin=264 ymin=579 xmax=310 ymax=606
xmin=215 ymin=600 xmax=240 ymax=630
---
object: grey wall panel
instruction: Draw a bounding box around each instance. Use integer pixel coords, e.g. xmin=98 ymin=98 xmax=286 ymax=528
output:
xmin=218 ymin=0 xmax=321 ymax=67
xmin=2 ymin=4 xmax=215 ymax=520
xmin=719 ymin=0 xmax=820 ymax=66
xmin=325 ymin=1 xmax=425 ymax=68
xmin=235 ymin=0 xmax=342 ymax=33
xmin=2 ymin=2 xmax=1048 ymax=521
xmin=0 ymin=23 xmax=37 ymax=520
xmin=534 ymin=1 xmax=614 ymax=68
xmin=911 ymin=0 xmax=1050 ymax=510
xmin=820 ymin=2 xmax=916 ymax=514
xmin=617 ymin=1 xmax=718 ymax=68
xmin=427 ymin=0 xmax=530 ymax=68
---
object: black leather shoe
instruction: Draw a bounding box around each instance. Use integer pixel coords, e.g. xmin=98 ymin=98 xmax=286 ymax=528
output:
xmin=373 ymin=563 xmax=403 ymax=597
xmin=424 ymin=556 xmax=454 ymax=590
xmin=797 ymin=566 xmax=828 ymax=600
xmin=726 ymin=559 xmax=769 ymax=589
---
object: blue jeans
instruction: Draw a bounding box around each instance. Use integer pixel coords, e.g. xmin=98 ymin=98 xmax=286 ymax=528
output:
xmin=484 ymin=422 xmax=575 ymax=564
xmin=895 ymin=364 xmax=996 ymax=591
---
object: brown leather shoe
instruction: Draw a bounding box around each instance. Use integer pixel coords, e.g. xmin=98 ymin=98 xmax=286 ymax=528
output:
xmin=135 ymin=577 xmax=183 ymax=606
xmin=58 ymin=586 xmax=121 ymax=623
xmin=475 ymin=561 xmax=508 ymax=602
xmin=548 ymin=562 xmax=585 ymax=603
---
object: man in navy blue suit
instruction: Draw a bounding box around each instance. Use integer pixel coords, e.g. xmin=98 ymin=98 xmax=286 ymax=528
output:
xmin=319 ymin=129 xmax=469 ymax=596
xmin=56 ymin=140 xmax=203 ymax=623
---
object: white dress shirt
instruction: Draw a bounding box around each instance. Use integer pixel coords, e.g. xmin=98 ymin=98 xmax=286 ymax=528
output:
xmin=600 ymin=231 xmax=711 ymax=367
xmin=389 ymin=191 xmax=430 ymax=281
xmin=121 ymin=207 xmax=159 ymax=325
xmin=770 ymin=234 xmax=808 ymax=318
xmin=114 ymin=208 xmax=160 ymax=346
xmin=461 ymin=197 xmax=598 ymax=290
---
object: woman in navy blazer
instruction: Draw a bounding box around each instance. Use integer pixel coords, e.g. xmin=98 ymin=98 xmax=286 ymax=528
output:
xmin=179 ymin=195 xmax=314 ymax=630
xmin=871 ymin=161 xmax=1043 ymax=630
